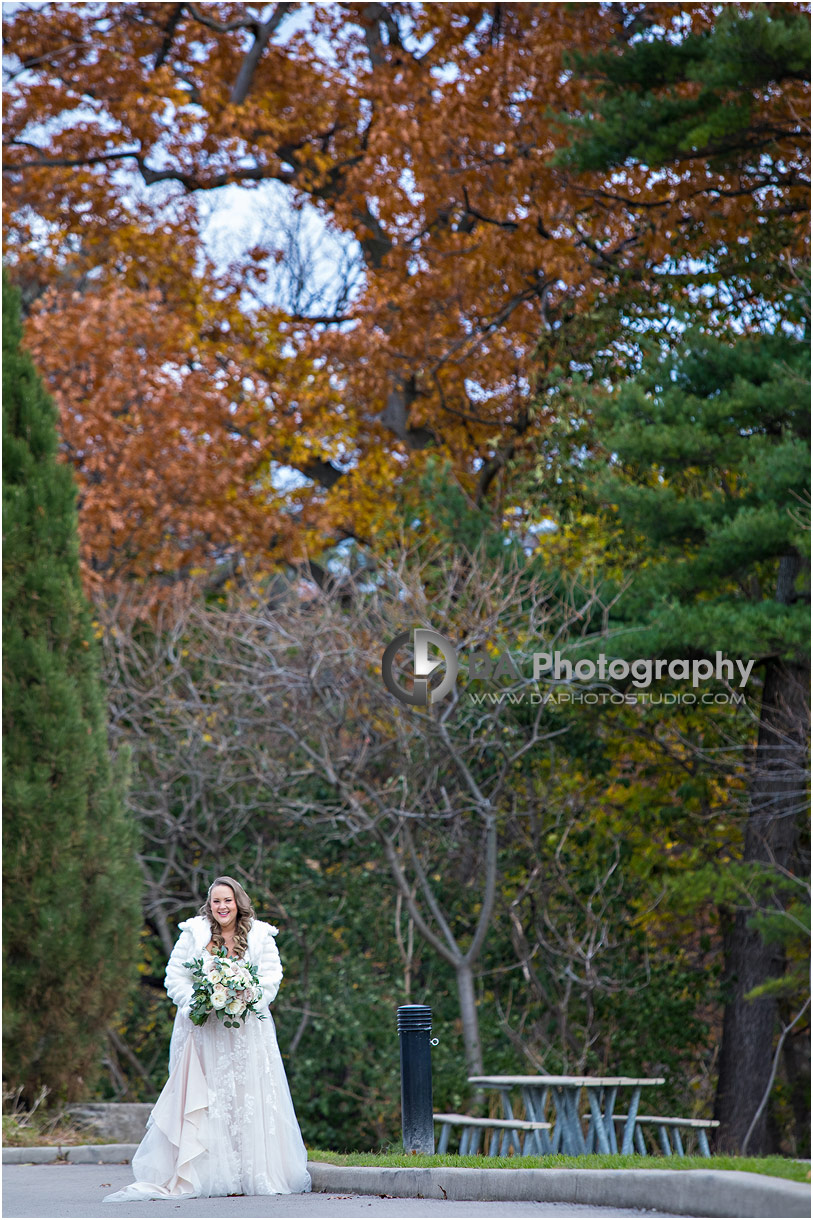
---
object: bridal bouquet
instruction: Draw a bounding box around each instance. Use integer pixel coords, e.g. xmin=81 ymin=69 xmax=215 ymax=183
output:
xmin=183 ymin=948 xmax=265 ymax=1028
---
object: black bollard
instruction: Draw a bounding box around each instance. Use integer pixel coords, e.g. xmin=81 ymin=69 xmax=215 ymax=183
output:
xmin=397 ymin=1004 xmax=435 ymax=1154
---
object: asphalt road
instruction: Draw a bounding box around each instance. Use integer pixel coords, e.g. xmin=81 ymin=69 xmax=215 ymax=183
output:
xmin=2 ymin=1165 xmax=686 ymax=1220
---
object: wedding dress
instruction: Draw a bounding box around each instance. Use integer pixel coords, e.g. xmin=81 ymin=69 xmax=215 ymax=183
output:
xmin=104 ymin=917 xmax=311 ymax=1201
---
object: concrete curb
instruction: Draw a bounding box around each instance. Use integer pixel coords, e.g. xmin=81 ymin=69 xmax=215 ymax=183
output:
xmin=3 ymin=1144 xmax=138 ymax=1165
xmin=3 ymin=1148 xmax=809 ymax=1217
xmin=307 ymin=1163 xmax=810 ymax=1218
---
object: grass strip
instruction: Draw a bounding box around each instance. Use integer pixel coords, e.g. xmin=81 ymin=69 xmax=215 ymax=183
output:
xmin=308 ymin=1149 xmax=809 ymax=1184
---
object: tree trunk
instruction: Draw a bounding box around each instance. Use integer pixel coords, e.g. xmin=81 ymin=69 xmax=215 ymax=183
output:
xmin=456 ymin=961 xmax=484 ymax=1078
xmin=783 ymin=1027 xmax=812 ymax=1156
xmin=714 ymin=648 xmax=809 ymax=1152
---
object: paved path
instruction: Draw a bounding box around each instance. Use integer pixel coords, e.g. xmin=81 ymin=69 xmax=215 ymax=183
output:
xmin=3 ymin=1165 xmax=684 ymax=1219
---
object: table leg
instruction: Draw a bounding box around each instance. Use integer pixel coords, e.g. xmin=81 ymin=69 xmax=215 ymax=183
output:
xmin=497 ymin=1087 xmax=516 ymax=1122
xmin=554 ymin=1088 xmax=571 ymax=1154
xmin=558 ymin=1086 xmax=587 ymax=1155
xmin=698 ymin=1129 xmax=711 ymax=1158
xmin=536 ymin=1087 xmax=561 ymax=1153
xmin=551 ymin=1117 xmax=562 ymax=1154
xmin=620 ymin=1086 xmax=642 ymax=1155
xmin=520 ymin=1086 xmax=551 ymax=1154
xmin=493 ymin=1093 xmax=512 ymax=1156
xmin=603 ymin=1085 xmax=618 ymax=1154
xmin=587 ymin=1087 xmax=611 ymax=1154
xmin=634 ymin=1123 xmax=647 ymax=1156
xmin=496 ymin=1088 xmax=517 ymax=1156
xmin=583 ymin=1087 xmax=596 ymax=1152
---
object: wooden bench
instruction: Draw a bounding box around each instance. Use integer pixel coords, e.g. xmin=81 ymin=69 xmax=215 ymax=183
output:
xmin=433 ymin=1112 xmax=551 ymax=1157
xmin=612 ymin=1114 xmax=720 ymax=1157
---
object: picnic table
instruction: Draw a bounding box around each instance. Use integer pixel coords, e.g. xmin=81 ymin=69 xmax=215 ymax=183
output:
xmin=468 ymin=1074 xmax=665 ymax=1156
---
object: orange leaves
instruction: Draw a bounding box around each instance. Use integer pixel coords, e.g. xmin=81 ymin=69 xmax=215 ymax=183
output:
xmin=24 ymin=282 xmax=282 ymax=592
xmin=3 ymin=3 xmax=808 ymax=596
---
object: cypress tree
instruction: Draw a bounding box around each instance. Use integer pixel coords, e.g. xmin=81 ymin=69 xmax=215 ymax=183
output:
xmin=2 ymin=272 xmax=142 ymax=1101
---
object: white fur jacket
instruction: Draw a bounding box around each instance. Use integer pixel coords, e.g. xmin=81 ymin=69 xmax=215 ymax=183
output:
xmin=164 ymin=914 xmax=283 ymax=1016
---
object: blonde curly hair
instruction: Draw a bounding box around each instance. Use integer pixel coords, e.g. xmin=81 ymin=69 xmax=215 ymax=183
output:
xmin=199 ymin=875 xmax=255 ymax=959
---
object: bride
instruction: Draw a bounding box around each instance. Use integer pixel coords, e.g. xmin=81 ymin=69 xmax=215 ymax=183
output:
xmin=105 ymin=876 xmax=311 ymax=1201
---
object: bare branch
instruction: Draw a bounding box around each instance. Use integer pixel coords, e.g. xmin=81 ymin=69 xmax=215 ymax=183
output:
xmin=187 ymin=4 xmax=262 ymax=36
xmin=230 ymin=3 xmax=293 ymax=105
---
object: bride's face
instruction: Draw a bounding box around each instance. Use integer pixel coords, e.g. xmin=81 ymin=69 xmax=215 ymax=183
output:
xmin=210 ymin=885 xmax=238 ymax=932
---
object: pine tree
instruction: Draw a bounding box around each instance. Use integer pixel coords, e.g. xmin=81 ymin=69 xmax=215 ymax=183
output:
xmin=561 ymin=5 xmax=809 ymax=176
xmin=572 ymin=327 xmax=810 ymax=1153
xmin=557 ymin=4 xmax=809 ymax=318
xmin=2 ymin=272 xmax=142 ymax=1101
xmin=550 ymin=8 xmax=810 ymax=1151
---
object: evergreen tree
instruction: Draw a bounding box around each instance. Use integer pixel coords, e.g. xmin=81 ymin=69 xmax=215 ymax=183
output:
xmin=563 ymin=327 xmax=810 ymax=1153
xmin=561 ymin=5 xmax=809 ymax=177
xmin=550 ymin=8 xmax=810 ymax=1151
xmin=2 ymin=272 xmax=142 ymax=1101
xmin=557 ymin=3 xmax=809 ymax=319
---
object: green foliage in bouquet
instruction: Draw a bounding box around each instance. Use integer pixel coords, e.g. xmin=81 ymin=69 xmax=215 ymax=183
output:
xmin=183 ymin=947 xmax=265 ymax=1028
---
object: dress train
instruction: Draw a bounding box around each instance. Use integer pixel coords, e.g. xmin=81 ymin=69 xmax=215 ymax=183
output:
xmin=104 ymin=1003 xmax=311 ymax=1202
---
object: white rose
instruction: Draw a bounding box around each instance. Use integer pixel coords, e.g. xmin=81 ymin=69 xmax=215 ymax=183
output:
xmin=225 ymin=996 xmax=244 ymax=1016
xmin=210 ymin=984 xmax=228 ymax=1010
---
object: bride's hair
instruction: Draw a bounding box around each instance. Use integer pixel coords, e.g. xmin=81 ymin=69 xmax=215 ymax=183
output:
xmin=200 ymin=875 xmax=254 ymax=959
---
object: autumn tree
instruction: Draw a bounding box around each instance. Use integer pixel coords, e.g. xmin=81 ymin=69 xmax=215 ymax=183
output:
xmin=2 ymin=271 xmax=142 ymax=1102
xmin=3 ymin=3 xmax=807 ymax=590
